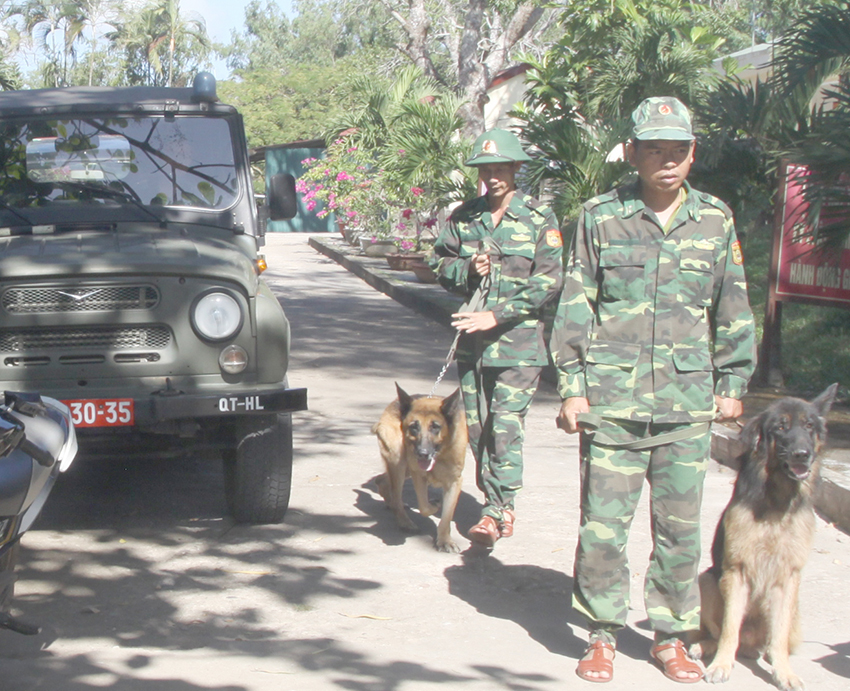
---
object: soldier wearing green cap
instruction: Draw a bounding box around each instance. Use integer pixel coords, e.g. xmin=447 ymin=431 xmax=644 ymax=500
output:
xmin=429 ymin=128 xmax=563 ymax=548
xmin=550 ymin=97 xmax=756 ymax=683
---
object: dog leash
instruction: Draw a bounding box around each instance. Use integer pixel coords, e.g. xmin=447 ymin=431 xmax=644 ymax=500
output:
xmin=428 ymin=238 xmax=501 ymax=398
xmin=577 ymin=413 xmax=711 ymax=449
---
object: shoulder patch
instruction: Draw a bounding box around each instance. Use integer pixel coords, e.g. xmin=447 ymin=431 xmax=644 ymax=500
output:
xmin=546 ymin=228 xmax=563 ymax=248
xmin=731 ymin=240 xmax=743 ymax=265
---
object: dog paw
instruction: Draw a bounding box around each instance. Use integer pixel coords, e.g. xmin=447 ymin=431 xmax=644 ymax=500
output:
xmin=435 ymin=538 xmax=460 ymax=553
xmin=688 ymin=641 xmax=707 ymax=660
xmin=774 ymin=671 xmax=805 ymax=691
xmin=704 ymin=662 xmax=733 ymax=684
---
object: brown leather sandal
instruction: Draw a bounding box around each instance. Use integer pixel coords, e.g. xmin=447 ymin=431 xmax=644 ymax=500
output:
xmin=468 ymin=516 xmax=500 ymax=547
xmin=650 ymin=640 xmax=703 ymax=683
xmin=575 ymin=639 xmax=614 ymax=683
xmin=499 ymin=509 xmax=515 ymax=538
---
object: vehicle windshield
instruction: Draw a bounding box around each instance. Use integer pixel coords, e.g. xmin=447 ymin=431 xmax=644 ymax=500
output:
xmin=0 ymin=116 xmax=239 ymax=213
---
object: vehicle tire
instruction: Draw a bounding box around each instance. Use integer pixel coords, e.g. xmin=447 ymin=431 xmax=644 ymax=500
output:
xmin=223 ymin=413 xmax=293 ymax=524
xmin=0 ymin=542 xmax=18 ymax=612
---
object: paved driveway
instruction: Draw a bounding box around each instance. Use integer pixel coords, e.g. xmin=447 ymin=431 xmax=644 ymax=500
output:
xmin=2 ymin=233 xmax=848 ymax=691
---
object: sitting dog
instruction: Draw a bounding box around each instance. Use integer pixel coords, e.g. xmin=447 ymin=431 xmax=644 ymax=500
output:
xmin=691 ymin=383 xmax=838 ymax=691
xmin=372 ymin=384 xmax=467 ymax=553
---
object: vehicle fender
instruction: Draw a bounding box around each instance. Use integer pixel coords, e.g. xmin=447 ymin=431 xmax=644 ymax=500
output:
xmin=254 ymin=280 xmax=290 ymax=384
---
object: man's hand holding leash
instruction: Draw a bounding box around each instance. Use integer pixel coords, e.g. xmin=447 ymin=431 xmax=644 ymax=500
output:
xmin=451 ymin=252 xmax=497 ymax=334
xmin=556 ymin=396 xmax=590 ymax=434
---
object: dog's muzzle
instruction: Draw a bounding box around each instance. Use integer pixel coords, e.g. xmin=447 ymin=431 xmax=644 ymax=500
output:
xmin=783 ymin=448 xmax=813 ymax=481
xmin=417 ymin=452 xmax=437 ymax=472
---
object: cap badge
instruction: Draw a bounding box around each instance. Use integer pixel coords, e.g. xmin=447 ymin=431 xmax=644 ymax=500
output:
xmin=481 ymin=139 xmax=498 ymax=154
xmin=658 ymin=103 xmax=672 ymax=115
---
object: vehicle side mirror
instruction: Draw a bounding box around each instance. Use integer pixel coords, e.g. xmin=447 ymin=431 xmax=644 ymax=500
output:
xmin=266 ymin=173 xmax=298 ymax=221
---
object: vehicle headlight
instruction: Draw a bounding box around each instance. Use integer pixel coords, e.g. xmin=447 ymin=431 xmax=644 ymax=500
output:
xmin=219 ymin=344 xmax=248 ymax=374
xmin=192 ymin=291 xmax=243 ymax=341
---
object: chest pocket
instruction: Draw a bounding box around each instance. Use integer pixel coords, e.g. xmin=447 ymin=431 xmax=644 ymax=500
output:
xmin=598 ymin=245 xmax=647 ymax=302
xmin=499 ymin=238 xmax=535 ymax=279
xmin=678 ymin=249 xmax=714 ymax=305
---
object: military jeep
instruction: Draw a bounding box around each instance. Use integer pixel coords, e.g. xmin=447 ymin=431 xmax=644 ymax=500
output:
xmin=0 ymin=73 xmax=307 ymax=523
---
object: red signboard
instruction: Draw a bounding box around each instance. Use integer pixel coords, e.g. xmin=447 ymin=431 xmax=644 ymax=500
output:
xmin=774 ymin=163 xmax=850 ymax=306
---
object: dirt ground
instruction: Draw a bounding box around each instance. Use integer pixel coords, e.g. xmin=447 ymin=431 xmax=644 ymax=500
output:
xmin=1 ymin=233 xmax=848 ymax=691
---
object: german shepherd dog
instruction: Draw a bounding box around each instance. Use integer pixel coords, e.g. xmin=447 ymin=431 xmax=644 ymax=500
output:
xmin=691 ymin=383 xmax=838 ymax=691
xmin=372 ymin=384 xmax=467 ymax=553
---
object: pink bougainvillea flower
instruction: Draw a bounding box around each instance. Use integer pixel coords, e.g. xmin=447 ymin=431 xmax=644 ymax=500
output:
xmin=336 ymin=171 xmax=354 ymax=181
xmin=401 ymin=208 xmax=413 ymax=219
xmin=306 ymin=200 xmax=316 ymax=211
xmin=411 ymin=186 xmax=424 ymax=197
xmin=423 ymin=218 xmax=438 ymax=228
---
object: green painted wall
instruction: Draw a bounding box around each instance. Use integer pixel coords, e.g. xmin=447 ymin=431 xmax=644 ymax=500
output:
xmin=265 ymin=146 xmax=335 ymax=233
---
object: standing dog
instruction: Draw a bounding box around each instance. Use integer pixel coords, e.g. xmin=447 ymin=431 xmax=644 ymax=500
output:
xmin=372 ymin=384 xmax=467 ymax=553
xmin=691 ymin=383 xmax=838 ymax=691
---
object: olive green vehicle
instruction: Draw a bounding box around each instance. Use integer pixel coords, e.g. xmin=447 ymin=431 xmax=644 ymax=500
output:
xmin=0 ymin=74 xmax=307 ymax=523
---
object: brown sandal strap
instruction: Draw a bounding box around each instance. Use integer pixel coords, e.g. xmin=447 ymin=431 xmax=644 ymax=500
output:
xmin=576 ymin=640 xmax=614 ymax=683
xmin=650 ymin=640 xmax=703 ymax=684
xmin=468 ymin=516 xmax=500 ymax=547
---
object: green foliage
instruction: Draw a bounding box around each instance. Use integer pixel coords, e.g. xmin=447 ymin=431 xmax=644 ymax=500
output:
xmin=515 ymin=0 xmax=727 ymax=225
xmin=297 ymin=66 xmax=473 ymax=246
xmin=218 ymin=64 xmax=358 ymax=147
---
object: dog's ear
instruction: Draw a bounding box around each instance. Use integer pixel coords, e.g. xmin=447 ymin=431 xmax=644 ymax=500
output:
xmin=440 ymin=388 xmax=463 ymax=423
xmin=738 ymin=411 xmax=766 ymax=460
xmin=395 ymin=383 xmax=413 ymax=418
xmin=812 ymin=383 xmax=839 ymax=419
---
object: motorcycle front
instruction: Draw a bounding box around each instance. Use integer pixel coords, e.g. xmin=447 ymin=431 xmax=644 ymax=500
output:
xmin=0 ymin=392 xmax=77 ymax=635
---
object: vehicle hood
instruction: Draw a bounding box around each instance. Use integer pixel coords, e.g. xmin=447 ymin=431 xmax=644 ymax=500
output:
xmin=0 ymin=226 xmax=258 ymax=292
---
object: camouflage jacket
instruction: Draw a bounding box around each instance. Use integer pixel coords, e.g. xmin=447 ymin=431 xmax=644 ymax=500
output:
xmin=429 ymin=192 xmax=564 ymax=366
xmin=549 ymin=181 xmax=757 ymax=423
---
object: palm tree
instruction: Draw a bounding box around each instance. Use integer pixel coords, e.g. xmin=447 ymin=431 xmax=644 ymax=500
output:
xmin=328 ymin=65 xmax=444 ymax=155
xmin=588 ymin=5 xmax=724 ymax=120
xmin=79 ymin=0 xmax=120 ymax=86
xmin=116 ymin=0 xmax=208 ymax=87
xmin=20 ymin=0 xmax=86 ymax=87
xmin=773 ymin=1 xmax=850 ymax=250
xmin=0 ymin=1 xmax=22 ymax=90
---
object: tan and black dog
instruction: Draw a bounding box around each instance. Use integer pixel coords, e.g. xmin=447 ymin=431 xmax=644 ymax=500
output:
xmin=691 ymin=383 xmax=838 ymax=691
xmin=372 ymin=384 xmax=467 ymax=553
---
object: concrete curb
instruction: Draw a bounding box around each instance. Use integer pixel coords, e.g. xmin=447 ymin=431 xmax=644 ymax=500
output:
xmin=308 ymin=233 xmax=850 ymax=533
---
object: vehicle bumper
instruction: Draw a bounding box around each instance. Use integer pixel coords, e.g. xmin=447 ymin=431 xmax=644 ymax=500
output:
xmin=140 ymin=386 xmax=308 ymax=424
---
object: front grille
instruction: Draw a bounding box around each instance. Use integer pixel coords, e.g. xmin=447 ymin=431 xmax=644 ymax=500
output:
xmin=0 ymin=326 xmax=171 ymax=351
xmin=2 ymin=286 xmax=159 ymax=314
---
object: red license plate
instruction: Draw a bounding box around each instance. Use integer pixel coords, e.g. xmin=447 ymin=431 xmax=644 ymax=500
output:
xmin=63 ymin=398 xmax=135 ymax=428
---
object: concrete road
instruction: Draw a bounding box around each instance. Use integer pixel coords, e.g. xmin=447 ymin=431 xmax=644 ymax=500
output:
xmin=2 ymin=233 xmax=848 ymax=691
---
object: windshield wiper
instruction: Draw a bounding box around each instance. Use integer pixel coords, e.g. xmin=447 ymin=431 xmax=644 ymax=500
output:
xmin=56 ymin=181 xmax=165 ymax=225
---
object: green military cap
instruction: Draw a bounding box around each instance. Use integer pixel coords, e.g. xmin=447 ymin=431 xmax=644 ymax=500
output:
xmin=631 ymin=96 xmax=695 ymax=141
xmin=465 ymin=128 xmax=532 ymax=166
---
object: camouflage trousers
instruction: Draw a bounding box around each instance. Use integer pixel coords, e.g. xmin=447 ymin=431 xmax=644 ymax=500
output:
xmin=457 ymin=363 xmax=541 ymax=522
xmin=573 ymin=419 xmax=711 ymax=643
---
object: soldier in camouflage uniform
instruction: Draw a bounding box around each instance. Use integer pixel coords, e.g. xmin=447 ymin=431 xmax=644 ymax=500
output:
xmin=429 ymin=129 xmax=563 ymax=548
xmin=550 ymin=98 xmax=756 ymax=683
